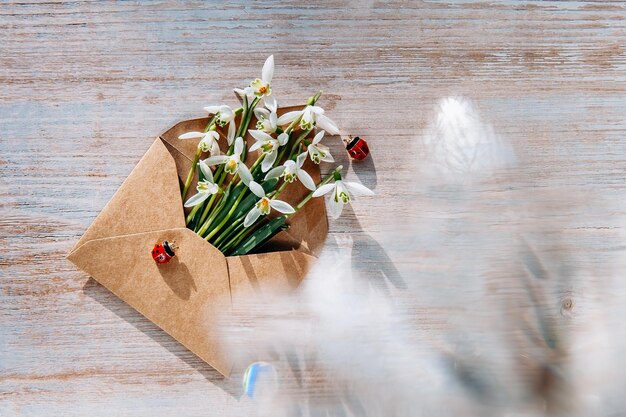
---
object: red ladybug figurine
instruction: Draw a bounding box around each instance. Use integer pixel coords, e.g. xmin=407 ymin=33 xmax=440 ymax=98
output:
xmin=151 ymin=240 xmax=176 ymax=264
xmin=344 ymin=136 xmax=369 ymax=161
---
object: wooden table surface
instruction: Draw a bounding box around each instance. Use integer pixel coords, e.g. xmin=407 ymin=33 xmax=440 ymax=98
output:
xmin=2 ymin=1 xmax=625 ymax=416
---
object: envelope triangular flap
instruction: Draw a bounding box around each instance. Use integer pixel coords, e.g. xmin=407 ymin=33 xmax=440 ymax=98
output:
xmin=70 ymin=139 xmax=185 ymax=253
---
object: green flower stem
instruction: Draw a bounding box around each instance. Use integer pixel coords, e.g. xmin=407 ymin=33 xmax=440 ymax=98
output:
xmin=185 ymin=202 xmax=203 ymax=225
xmin=213 ymin=217 xmax=243 ymax=248
xmin=181 ymin=118 xmax=216 ymax=200
xmin=222 ymin=221 xmax=256 ymax=254
xmin=195 ymin=192 xmax=220 ymax=232
xmin=270 ymin=180 xmax=289 ymax=199
xmin=293 ymin=165 xmax=342 ymax=212
xmin=287 ymin=128 xmax=312 ymax=159
xmin=204 ymin=185 xmax=247 ymax=241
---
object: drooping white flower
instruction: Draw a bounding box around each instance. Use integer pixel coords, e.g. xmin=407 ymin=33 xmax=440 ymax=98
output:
xmin=204 ymin=104 xmax=235 ymax=127
xmin=178 ymin=130 xmax=221 ymax=156
xmin=312 ymin=178 xmax=374 ymax=218
xmin=265 ymin=152 xmax=316 ymax=191
xmin=203 ymin=137 xmax=253 ymax=185
xmin=307 ymin=131 xmax=334 ymax=164
xmin=276 ymin=104 xmax=339 ymax=135
xmin=184 ymin=161 xmax=220 ymax=207
xmin=249 ymin=130 xmax=289 ymax=172
xmin=254 ymin=107 xmax=278 ymax=134
xmin=244 ymin=181 xmax=295 ymax=227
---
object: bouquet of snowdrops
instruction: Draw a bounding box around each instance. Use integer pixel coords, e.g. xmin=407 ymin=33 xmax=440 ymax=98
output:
xmin=179 ymin=56 xmax=374 ymax=256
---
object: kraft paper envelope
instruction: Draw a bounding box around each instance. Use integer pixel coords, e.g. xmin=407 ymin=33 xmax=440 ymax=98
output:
xmin=67 ymin=107 xmax=328 ymax=377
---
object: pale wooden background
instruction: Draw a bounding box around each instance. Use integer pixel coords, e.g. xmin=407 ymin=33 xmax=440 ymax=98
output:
xmin=1 ymin=1 xmax=625 ymax=416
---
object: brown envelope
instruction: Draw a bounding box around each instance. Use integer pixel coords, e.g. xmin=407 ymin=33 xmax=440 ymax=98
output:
xmin=67 ymin=107 xmax=328 ymax=377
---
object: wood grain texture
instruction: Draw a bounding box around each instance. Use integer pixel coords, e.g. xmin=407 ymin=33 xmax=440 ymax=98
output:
xmin=1 ymin=1 xmax=625 ymax=415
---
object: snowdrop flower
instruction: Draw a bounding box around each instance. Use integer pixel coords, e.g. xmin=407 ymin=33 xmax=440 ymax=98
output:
xmin=244 ymin=181 xmax=295 ymax=227
xmin=312 ymin=177 xmax=374 ymax=218
xmin=184 ymin=161 xmax=220 ymax=207
xmin=204 ymin=104 xmax=235 ymax=127
xmin=265 ymin=152 xmax=316 ymax=191
xmin=307 ymin=131 xmax=334 ymax=164
xmin=254 ymin=107 xmax=278 ymax=134
xmin=250 ymin=55 xmax=274 ymax=98
xmin=276 ymin=105 xmax=339 ymax=135
xmin=178 ymin=130 xmax=221 ymax=156
xmin=204 ymin=137 xmax=253 ymax=184
xmin=249 ymin=130 xmax=289 ymax=172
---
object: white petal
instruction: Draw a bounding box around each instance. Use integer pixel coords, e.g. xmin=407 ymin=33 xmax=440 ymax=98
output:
xmin=264 ymin=95 xmax=277 ymax=113
xmin=262 ymin=54 xmax=274 ymax=84
xmin=184 ymin=192 xmax=209 ymax=207
xmin=210 ymin=140 xmax=221 ymax=156
xmin=296 ymin=151 xmax=308 ymax=168
xmin=199 ymin=160 xmax=213 ymax=181
xmin=265 ymin=165 xmax=285 ymax=180
xmin=344 ymin=181 xmax=375 ymax=197
xmin=238 ymin=163 xmax=253 ymax=185
xmin=312 ymin=183 xmax=335 ymax=197
xmin=312 ymin=130 xmax=325 ymax=145
xmin=269 ymin=199 xmax=295 ymax=214
xmin=254 ymin=108 xmax=270 ymax=120
xmin=227 ymin=121 xmax=236 ymax=145
xmin=328 ymin=196 xmax=344 ymax=218
xmin=234 ymin=137 xmax=244 ymax=156
xmin=315 ymin=114 xmax=339 ymax=135
xmin=207 ymin=130 xmax=220 ymax=140
xmin=261 ymin=150 xmax=277 ymax=172
xmin=203 ymin=105 xmax=221 ymax=114
xmin=296 ymin=169 xmax=316 ymax=191
xmin=321 ymin=150 xmax=335 ymax=163
xmin=249 ymin=130 xmax=274 ymax=142
xmin=277 ymin=132 xmax=289 ymax=146
xmin=269 ymin=111 xmax=278 ymax=129
xmin=249 ymin=141 xmax=262 ymax=152
xmin=277 ymin=110 xmax=301 ymax=125
xmin=249 ymin=181 xmax=266 ymax=198
xmin=204 ymin=155 xmax=229 ymax=166
xmin=179 ymin=131 xmax=204 ymax=140
xmin=244 ymin=207 xmax=261 ymax=227
xmin=309 ymin=105 xmax=325 ymax=115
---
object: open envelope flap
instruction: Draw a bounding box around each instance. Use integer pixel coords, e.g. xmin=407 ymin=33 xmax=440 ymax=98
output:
xmin=70 ymin=139 xmax=185 ymax=253
xmin=68 ymin=227 xmax=234 ymax=376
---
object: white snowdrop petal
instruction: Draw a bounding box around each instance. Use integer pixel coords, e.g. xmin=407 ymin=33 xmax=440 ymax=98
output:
xmin=269 ymin=199 xmax=295 ymax=214
xmin=249 ymin=181 xmax=266 ymax=198
xmin=316 ymin=114 xmax=339 ymax=135
xmin=249 ymin=130 xmax=274 ymax=142
xmin=297 ymin=169 xmax=316 ymax=191
xmin=264 ymin=166 xmax=285 ymax=180
xmin=204 ymin=155 xmax=229 ymax=166
xmin=199 ymin=160 xmax=213 ymax=181
xmin=277 ymin=111 xmax=301 ymax=125
xmin=312 ymin=183 xmax=335 ymax=197
xmin=262 ymin=55 xmax=274 ymax=84
xmin=345 ymin=181 xmax=375 ymax=196
xmin=328 ymin=196 xmax=344 ymax=218
xmin=178 ymin=131 xmax=204 ymax=140
xmin=244 ymin=208 xmax=261 ymax=227
xmin=184 ymin=192 xmax=209 ymax=207
xmin=238 ymin=163 xmax=253 ymax=185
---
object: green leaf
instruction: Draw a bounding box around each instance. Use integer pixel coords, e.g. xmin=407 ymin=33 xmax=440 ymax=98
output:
xmin=230 ymin=216 xmax=288 ymax=256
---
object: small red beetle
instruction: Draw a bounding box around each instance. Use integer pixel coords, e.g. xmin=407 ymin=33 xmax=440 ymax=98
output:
xmin=344 ymin=136 xmax=370 ymax=161
xmin=151 ymin=240 xmax=176 ymax=264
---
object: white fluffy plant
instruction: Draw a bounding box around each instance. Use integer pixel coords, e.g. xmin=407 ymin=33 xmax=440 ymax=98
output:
xmin=178 ymin=55 xmax=374 ymax=256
